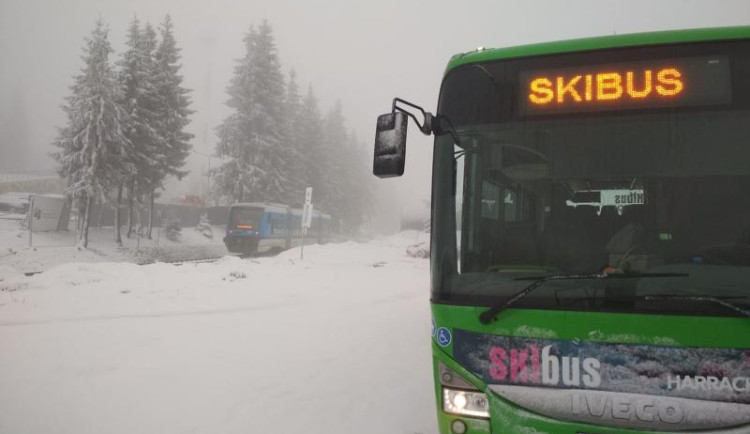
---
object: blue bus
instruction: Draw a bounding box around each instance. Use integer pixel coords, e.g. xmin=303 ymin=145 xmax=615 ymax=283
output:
xmin=223 ymin=202 xmax=331 ymax=255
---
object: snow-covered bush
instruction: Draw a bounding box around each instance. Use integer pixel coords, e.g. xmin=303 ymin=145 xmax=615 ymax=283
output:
xmin=165 ymin=220 xmax=182 ymax=242
xmin=195 ymin=214 xmax=213 ymax=239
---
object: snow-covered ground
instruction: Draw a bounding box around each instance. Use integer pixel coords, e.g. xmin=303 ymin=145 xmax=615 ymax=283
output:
xmin=0 ymin=232 xmax=436 ymax=434
xmin=0 ymin=218 xmax=228 ymax=274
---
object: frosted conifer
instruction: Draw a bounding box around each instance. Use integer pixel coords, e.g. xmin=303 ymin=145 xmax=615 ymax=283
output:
xmin=296 ymin=86 xmax=325 ymax=207
xmin=52 ymin=19 xmax=129 ymax=248
xmin=321 ymin=101 xmax=349 ymax=211
xmin=213 ymin=20 xmax=288 ymax=203
xmin=117 ymin=17 xmax=163 ymax=241
xmin=151 ymin=15 xmax=193 ymax=237
xmin=280 ymin=70 xmax=307 ymax=204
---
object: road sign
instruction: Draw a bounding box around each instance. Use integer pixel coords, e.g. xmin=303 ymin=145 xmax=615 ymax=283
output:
xmin=302 ymin=203 xmax=313 ymax=229
xmin=301 ymin=187 xmax=314 ymax=260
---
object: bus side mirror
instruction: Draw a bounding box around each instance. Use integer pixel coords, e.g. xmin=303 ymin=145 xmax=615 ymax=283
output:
xmin=373 ymin=112 xmax=407 ymax=178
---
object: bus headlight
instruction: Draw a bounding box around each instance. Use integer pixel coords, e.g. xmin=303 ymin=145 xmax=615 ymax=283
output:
xmin=443 ymin=387 xmax=490 ymax=418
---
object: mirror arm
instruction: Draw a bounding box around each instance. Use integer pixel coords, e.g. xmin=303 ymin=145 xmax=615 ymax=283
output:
xmin=392 ymin=98 xmax=431 ymax=135
xmin=391 ymin=98 xmax=461 ymax=145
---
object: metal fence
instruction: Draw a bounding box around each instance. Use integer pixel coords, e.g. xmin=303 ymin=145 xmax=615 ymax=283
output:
xmin=88 ymin=203 xmax=230 ymax=229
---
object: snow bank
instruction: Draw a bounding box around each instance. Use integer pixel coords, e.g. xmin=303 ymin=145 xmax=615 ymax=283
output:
xmin=0 ymin=235 xmax=437 ymax=434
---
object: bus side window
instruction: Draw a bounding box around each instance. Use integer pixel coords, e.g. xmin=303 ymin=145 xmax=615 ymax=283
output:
xmin=271 ymin=216 xmax=284 ymax=235
xmin=481 ymin=180 xmax=500 ymax=220
xmin=503 ymin=186 xmax=533 ymax=223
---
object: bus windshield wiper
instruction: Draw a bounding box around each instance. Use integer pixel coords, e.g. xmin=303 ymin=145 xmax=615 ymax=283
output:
xmin=478 ymin=272 xmax=689 ymax=324
xmin=641 ymin=295 xmax=750 ymax=318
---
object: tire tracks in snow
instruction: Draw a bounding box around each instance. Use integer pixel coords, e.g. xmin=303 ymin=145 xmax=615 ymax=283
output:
xmin=0 ymin=289 xmax=424 ymax=328
xmin=0 ymin=302 xmax=293 ymax=327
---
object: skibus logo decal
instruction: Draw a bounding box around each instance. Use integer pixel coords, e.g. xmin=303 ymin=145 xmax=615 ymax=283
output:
xmin=452 ymin=330 xmax=750 ymax=404
xmin=487 ymin=344 xmax=601 ymax=388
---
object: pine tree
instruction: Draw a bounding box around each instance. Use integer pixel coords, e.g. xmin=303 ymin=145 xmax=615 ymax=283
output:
xmin=117 ymin=17 xmax=162 ymax=242
xmin=152 ymin=14 xmax=193 ymax=237
xmin=341 ymin=130 xmax=374 ymax=233
xmin=296 ymin=86 xmax=325 ymax=207
xmin=52 ymin=19 xmax=129 ymax=248
xmin=321 ymin=100 xmax=348 ymax=212
xmin=281 ymin=69 xmax=306 ymax=205
xmin=213 ymin=20 xmax=287 ymax=204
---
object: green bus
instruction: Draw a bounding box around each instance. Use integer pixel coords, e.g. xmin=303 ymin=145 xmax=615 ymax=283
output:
xmin=373 ymin=27 xmax=750 ymax=433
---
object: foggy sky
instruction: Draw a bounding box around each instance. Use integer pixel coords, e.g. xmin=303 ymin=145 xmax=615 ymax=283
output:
xmin=1 ymin=0 xmax=748 ymax=207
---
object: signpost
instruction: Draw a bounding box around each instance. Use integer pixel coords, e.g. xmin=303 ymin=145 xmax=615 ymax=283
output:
xmin=301 ymin=187 xmax=313 ymax=259
xmin=28 ymin=196 xmax=34 ymax=247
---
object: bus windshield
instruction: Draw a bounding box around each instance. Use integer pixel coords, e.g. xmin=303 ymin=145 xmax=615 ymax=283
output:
xmin=432 ymin=39 xmax=750 ymax=316
xmin=229 ymin=207 xmax=263 ymax=230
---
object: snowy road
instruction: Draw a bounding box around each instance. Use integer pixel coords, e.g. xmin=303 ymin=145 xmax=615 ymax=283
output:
xmin=0 ymin=235 xmax=437 ymax=434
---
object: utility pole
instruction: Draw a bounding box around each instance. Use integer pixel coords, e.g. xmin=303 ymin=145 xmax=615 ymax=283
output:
xmin=192 ymin=149 xmax=215 ymax=206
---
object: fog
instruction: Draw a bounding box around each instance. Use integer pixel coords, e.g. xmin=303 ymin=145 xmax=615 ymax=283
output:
xmin=1 ymin=0 xmax=747 ymax=227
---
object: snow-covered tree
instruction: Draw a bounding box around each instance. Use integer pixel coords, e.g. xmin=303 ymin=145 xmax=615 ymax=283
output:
xmin=340 ymin=130 xmax=375 ymax=233
xmin=280 ymin=69 xmax=308 ymax=204
xmin=320 ymin=100 xmax=348 ymax=212
xmin=152 ymin=14 xmax=193 ymax=237
xmin=296 ymin=86 xmax=325 ymax=206
xmin=213 ymin=20 xmax=288 ymax=203
xmin=52 ymin=19 xmax=130 ymax=248
xmin=116 ymin=17 xmax=163 ymax=243
xmin=311 ymin=101 xmax=374 ymax=234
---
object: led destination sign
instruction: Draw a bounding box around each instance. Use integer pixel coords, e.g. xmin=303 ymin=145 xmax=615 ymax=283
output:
xmin=520 ymin=55 xmax=731 ymax=115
